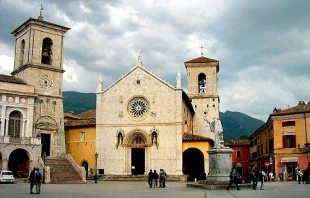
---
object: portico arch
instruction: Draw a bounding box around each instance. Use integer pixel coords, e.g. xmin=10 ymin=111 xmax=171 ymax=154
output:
xmin=8 ymin=148 xmax=30 ymax=178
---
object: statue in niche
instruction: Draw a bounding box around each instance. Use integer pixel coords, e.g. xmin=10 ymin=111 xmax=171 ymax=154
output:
xmin=152 ymin=132 xmax=157 ymax=145
xmin=117 ymin=132 xmax=123 ymax=146
xmin=210 ymin=117 xmax=224 ymax=148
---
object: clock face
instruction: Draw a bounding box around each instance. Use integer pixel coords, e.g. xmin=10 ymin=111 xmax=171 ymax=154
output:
xmin=38 ymin=74 xmax=53 ymax=90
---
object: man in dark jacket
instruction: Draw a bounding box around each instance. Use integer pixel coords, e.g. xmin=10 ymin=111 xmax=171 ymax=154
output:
xmin=226 ymin=166 xmax=241 ymax=191
xmin=28 ymin=167 xmax=36 ymax=194
xmin=152 ymin=170 xmax=159 ymax=188
xmin=147 ymin=169 xmax=153 ymax=188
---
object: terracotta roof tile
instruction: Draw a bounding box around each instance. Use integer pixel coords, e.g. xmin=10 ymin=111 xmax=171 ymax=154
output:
xmin=64 ymin=119 xmax=96 ymax=127
xmin=224 ymin=139 xmax=250 ymax=146
xmin=0 ymin=74 xmax=27 ymax=84
xmin=77 ymin=110 xmax=96 ymax=119
xmin=185 ymin=56 xmax=218 ymax=63
xmin=272 ymin=104 xmax=310 ymax=115
xmin=182 ymin=132 xmax=212 ymax=141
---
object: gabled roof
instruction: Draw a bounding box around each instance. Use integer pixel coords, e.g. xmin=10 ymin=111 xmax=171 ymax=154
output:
xmin=0 ymin=74 xmax=27 ymax=84
xmin=182 ymin=132 xmax=212 ymax=142
xmin=101 ymin=65 xmax=177 ymax=94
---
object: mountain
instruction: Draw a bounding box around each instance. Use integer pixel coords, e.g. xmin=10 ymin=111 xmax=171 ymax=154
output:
xmin=63 ymin=91 xmax=265 ymax=139
xmin=220 ymin=111 xmax=265 ymax=140
xmin=63 ymin=91 xmax=96 ymax=114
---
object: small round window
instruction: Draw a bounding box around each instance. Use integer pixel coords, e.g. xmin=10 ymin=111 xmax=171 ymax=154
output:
xmin=128 ymin=97 xmax=149 ymax=118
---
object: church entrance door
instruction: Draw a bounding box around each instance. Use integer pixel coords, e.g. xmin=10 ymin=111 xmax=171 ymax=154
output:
xmin=131 ymin=148 xmax=145 ymax=175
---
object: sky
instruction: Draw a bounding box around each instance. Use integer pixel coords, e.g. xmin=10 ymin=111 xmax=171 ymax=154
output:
xmin=0 ymin=0 xmax=310 ymax=122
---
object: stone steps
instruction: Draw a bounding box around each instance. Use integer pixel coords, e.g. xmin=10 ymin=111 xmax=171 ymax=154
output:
xmin=45 ymin=158 xmax=84 ymax=184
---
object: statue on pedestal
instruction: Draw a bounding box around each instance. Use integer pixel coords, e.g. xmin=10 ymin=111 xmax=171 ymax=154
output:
xmin=210 ymin=117 xmax=224 ymax=148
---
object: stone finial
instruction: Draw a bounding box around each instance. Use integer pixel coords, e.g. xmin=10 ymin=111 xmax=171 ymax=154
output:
xmin=176 ymin=71 xmax=182 ymax=89
xmin=96 ymin=74 xmax=103 ymax=92
xmin=136 ymin=50 xmax=143 ymax=67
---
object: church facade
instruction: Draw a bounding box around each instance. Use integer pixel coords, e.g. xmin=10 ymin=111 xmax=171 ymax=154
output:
xmin=0 ymin=14 xmax=69 ymax=175
xmin=96 ymin=54 xmax=220 ymax=178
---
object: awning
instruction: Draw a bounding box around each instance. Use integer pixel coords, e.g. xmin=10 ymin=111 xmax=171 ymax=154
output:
xmin=236 ymin=163 xmax=242 ymax=167
xmin=281 ymin=157 xmax=298 ymax=163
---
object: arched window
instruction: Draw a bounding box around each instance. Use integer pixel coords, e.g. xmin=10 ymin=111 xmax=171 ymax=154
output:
xmin=198 ymin=73 xmax=206 ymax=93
xmin=41 ymin=37 xmax=53 ymax=65
xmin=8 ymin=111 xmax=22 ymax=137
xmin=19 ymin=39 xmax=25 ymax=67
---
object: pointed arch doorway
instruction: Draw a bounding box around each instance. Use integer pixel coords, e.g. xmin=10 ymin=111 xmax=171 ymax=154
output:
xmin=123 ymin=129 xmax=152 ymax=175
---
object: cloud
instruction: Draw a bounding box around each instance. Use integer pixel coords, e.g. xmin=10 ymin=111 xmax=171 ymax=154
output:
xmin=1 ymin=0 xmax=310 ymax=122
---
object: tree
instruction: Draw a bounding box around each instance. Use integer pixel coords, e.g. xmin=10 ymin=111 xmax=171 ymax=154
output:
xmin=239 ymin=134 xmax=248 ymax=140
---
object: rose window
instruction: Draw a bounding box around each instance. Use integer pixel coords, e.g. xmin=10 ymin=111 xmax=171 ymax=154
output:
xmin=128 ymin=97 xmax=149 ymax=118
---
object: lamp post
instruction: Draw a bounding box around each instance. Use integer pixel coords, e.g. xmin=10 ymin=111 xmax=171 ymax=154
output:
xmin=43 ymin=151 xmax=46 ymax=184
xmin=95 ymin=153 xmax=98 ymax=183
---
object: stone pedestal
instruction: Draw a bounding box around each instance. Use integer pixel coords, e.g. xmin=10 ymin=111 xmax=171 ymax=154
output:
xmin=206 ymin=147 xmax=233 ymax=183
xmin=196 ymin=147 xmax=233 ymax=187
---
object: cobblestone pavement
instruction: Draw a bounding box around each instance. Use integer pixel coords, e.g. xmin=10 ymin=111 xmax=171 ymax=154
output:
xmin=0 ymin=180 xmax=309 ymax=198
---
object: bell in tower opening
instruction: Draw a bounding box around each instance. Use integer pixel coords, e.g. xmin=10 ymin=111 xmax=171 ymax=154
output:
xmin=198 ymin=73 xmax=206 ymax=93
xmin=41 ymin=37 xmax=53 ymax=65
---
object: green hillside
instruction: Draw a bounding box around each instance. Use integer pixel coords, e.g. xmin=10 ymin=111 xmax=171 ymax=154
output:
xmin=63 ymin=91 xmax=265 ymax=139
xmin=220 ymin=111 xmax=265 ymax=140
xmin=63 ymin=91 xmax=96 ymax=114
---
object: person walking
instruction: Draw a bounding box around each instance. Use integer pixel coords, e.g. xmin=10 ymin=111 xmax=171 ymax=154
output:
xmin=226 ymin=166 xmax=241 ymax=191
xmin=251 ymin=168 xmax=259 ymax=190
xmin=152 ymin=170 xmax=159 ymax=188
xmin=147 ymin=169 xmax=153 ymax=188
xmin=259 ymin=170 xmax=266 ymax=190
xmin=28 ymin=167 xmax=36 ymax=194
xmin=35 ymin=168 xmax=42 ymax=194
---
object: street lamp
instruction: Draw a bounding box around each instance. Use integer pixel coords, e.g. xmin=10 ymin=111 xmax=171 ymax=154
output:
xmin=95 ymin=153 xmax=98 ymax=183
xmin=43 ymin=151 xmax=46 ymax=184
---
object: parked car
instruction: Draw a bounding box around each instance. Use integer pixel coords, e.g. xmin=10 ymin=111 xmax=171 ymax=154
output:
xmin=0 ymin=171 xmax=15 ymax=184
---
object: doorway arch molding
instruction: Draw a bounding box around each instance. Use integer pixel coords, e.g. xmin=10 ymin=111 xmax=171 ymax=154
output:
xmin=122 ymin=129 xmax=152 ymax=147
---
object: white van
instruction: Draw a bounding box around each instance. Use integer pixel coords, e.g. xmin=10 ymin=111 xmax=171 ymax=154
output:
xmin=0 ymin=171 xmax=15 ymax=184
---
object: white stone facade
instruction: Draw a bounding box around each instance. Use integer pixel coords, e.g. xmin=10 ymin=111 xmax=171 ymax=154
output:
xmin=96 ymin=55 xmax=220 ymax=176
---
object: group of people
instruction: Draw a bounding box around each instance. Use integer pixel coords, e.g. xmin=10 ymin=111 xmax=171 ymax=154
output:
xmin=147 ymin=169 xmax=167 ymax=188
xmin=28 ymin=167 xmax=43 ymax=194
xmin=251 ymin=168 xmax=266 ymax=190
xmin=296 ymin=168 xmax=309 ymax=184
xmin=226 ymin=166 xmax=266 ymax=191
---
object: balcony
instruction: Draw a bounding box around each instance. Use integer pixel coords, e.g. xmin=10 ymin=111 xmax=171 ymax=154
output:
xmin=0 ymin=136 xmax=41 ymax=145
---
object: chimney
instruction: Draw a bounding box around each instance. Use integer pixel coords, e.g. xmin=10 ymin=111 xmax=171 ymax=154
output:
xmin=298 ymin=101 xmax=305 ymax=111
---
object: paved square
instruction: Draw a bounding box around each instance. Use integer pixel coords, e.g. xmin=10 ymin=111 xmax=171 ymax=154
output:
xmin=0 ymin=181 xmax=309 ymax=198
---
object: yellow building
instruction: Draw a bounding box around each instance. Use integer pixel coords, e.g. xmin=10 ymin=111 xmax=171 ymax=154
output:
xmin=64 ymin=110 xmax=96 ymax=178
xmin=249 ymin=101 xmax=310 ymax=181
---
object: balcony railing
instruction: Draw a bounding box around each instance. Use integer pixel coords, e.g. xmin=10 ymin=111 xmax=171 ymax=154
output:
xmin=0 ymin=136 xmax=41 ymax=145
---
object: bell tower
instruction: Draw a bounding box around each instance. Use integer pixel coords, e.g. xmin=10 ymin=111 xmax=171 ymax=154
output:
xmin=11 ymin=13 xmax=70 ymax=157
xmin=184 ymin=53 xmax=220 ymax=139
